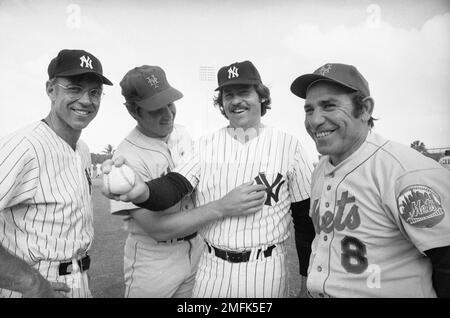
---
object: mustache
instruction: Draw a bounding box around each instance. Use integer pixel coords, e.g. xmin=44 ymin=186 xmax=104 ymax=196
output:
xmin=230 ymin=105 xmax=248 ymax=111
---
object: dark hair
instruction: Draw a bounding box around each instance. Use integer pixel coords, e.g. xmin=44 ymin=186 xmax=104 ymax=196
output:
xmin=124 ymin=100 xmax=140 ymax=116
xmin=213 ymin=83 xmax=272 ymax=118
xmin=48 ymin=77 xmax=58 ymax=86
xmin=350 ymin=91 xmax=376 ymax=128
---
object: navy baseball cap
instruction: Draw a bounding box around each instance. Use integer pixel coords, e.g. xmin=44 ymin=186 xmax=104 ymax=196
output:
xmin=120 ymin=65 xmax=183 ymax=111
xmin=48 ymin=49 xmax=113 ymax=85
xmin=215 ymin=60 xmax=262 ymax=91
xmin=290 ymin=63 xmax=370 ymax=99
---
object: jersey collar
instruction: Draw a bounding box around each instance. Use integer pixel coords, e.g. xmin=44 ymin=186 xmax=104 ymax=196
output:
xmin=323 ymin=131 xmax=382 ymax=176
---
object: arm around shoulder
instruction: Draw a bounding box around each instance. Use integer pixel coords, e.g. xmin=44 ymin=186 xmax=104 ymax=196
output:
xmin=130 ymin=181 xmax=267 ymax=241
xmin=129 ymin=203 xmax=225 ymax=242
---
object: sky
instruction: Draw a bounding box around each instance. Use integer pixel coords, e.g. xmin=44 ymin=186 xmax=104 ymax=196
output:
xmin=0 ymin=0 xmax=449 ymax=162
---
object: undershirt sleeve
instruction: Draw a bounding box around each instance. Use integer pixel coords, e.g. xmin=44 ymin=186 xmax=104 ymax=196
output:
xmin=291 ymin=199 xmax=315 ymax=276
xmin=135 ymin=172 xmax=193 ymax=211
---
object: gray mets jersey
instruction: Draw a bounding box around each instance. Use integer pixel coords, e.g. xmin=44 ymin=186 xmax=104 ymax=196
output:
xmin=0 ymin=121 xmax=94 ymax=298
xmin=174 ymin=125 xmax=313 ymax=297
xmin=109 ymin=124 xmax=202 ymax=298
xmin=307 ymin=132 xmax=450 ymax=298
xmin=110 ymin=124 xmax=195 ymax=238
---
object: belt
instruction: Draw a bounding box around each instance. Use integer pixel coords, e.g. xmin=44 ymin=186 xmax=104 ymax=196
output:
xmin=157 ymin=232 xmax=197 ymax=244
xmin=205 ymin=242 xmax=276 ymax=263
xmin=177 ymin=232 xmax=197 ymax=242
xmin=58 ymin=255 xmax=91 ymax=276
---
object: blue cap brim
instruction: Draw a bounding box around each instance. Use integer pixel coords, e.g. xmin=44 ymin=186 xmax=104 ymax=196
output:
xmin=54 ymin=69 xmax=113 ymax=86
xmin=135 ymin=87 xmax=183 ymax=111
xmin=215 ymin=79 xmax=262 ymax=91
xmin=290 ymin=74 xmax=357 ymax=99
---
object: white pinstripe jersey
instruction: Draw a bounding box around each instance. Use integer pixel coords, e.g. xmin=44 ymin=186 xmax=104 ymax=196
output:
xmin=110 ymin=125 xmax=195 ymax=243
xmin=307 ymin=132 xmax=450 ymax=298
xmin=0 ymin=121 xmax=94 ymax=266
xmin=175 ymin=125 xmax=313 ymax=249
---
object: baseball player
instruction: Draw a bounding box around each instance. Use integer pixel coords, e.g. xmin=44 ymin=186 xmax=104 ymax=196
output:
xmin=103 ymin=61 xmax=315 ymax=298
xmin=290 ymin=63 xmax=450 ymax=297
xmin=110 ymin=65 xmax=206 ymax=298
xmin=0 ymin=49 xmax=113 ymax=298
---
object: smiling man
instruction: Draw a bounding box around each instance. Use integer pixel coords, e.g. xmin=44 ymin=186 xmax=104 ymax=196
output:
xmin=0 ymin=49 xmax=112 ymax=298
xmin=102 ymin=60 xmax=315 ymax=298
xmin=290 ymin=63 xmax=450 ymax=298
xmin=109 ymin=65 xmax=205 ymax=298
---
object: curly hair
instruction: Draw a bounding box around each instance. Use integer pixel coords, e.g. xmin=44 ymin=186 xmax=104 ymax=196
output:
xmin=123 ymin=100 xmax=139 ymax=115
xmin=213 ymin=84 xmax=272 ymax=118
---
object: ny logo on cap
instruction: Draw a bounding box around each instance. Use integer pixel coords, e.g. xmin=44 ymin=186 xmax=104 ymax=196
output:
xmin=79 ymin=55 xmax=93 ymax=69
xmin=228 ymin=66 xmax=239 ymax=79
xmin=146 ymin=75 xmax=159 ymax=88
xmin=318 ymin=64 xmax=332 ymax=76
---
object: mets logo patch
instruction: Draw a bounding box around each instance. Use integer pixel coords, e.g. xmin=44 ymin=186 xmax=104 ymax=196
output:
xmin=397 ymin=185 xmax=445 ymax=228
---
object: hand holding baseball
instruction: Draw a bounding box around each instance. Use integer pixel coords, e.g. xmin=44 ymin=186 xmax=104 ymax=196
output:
xmin=101 ymin=157 xmax=149 ymax=203
xmin=103 ymin=164 xmax=136 ymax=195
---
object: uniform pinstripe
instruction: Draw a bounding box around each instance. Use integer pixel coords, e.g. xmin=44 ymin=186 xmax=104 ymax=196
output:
xmin=307 ymin=132 xmax=450 ymax=298
xmin=0 ymin=121 xmax=93 ymax=298
xmin=109 ymin=125 xmax=203 ymax=298
xmin=175 ymin=125 xmax=313 ymax=297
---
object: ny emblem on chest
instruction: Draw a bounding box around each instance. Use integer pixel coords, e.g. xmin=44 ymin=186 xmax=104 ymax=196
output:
xmin=254 ymin=172 xmax=285 ymax=206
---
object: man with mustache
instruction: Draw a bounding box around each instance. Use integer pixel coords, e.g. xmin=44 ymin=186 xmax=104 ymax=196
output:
xmin=103 ymin=60 xmax=315 ymax=297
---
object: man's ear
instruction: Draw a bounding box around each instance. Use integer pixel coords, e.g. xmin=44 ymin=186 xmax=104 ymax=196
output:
xmin=125 ymin=104 xmax=140 ymax=121
xmin=361 ymin=96 xmax=375 ymax=121
xmin=46 ymin=80 xmax=56 ymax=101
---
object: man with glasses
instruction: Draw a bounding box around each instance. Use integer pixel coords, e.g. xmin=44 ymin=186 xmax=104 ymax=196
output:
xmin=0 ymin=49 xmax=112 ymax=297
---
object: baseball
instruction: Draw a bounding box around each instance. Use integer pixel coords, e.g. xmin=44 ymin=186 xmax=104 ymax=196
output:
xmin=103 ymin=164 xmax=136 ymax=195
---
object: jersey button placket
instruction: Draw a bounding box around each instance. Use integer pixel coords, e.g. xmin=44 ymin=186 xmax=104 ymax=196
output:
xmin=316 ymin=172 xmax=334 ymax=298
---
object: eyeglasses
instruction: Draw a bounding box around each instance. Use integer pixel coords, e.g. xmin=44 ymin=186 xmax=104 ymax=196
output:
xmin=56 ymin=83 xmax=104 ymax=102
